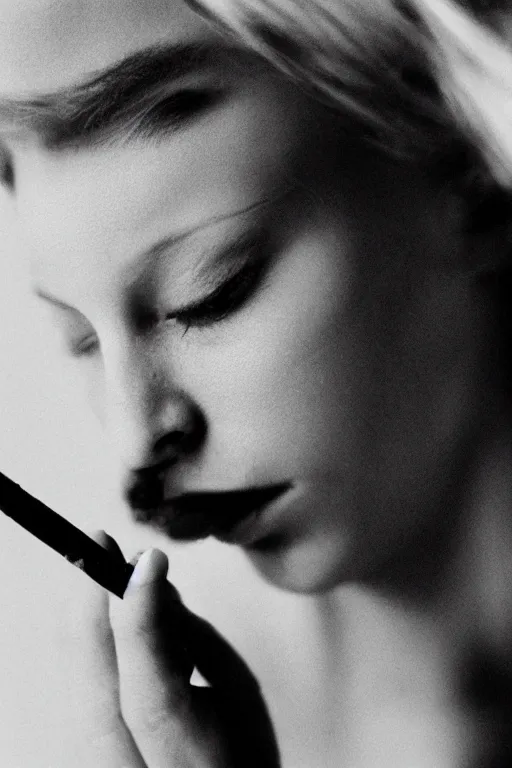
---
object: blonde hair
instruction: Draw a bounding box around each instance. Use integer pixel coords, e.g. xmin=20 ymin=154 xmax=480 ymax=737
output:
xmin=185 ymin=0 xmax=512 ymax=391
xmin=188 ymin=0 xmax=512 ymax=199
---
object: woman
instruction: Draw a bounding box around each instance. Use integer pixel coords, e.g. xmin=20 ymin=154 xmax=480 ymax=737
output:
xmin=0 ymin=0 xmax=512 ymax=764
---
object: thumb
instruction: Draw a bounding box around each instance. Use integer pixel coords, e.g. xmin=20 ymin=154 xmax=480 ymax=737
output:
xmin=110 ymin=548 xmax=193 ymax=689
xmin=108 ymin=548 xmax=201 ymax=766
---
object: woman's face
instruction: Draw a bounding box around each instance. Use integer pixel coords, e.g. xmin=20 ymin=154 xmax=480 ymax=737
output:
xmin=0 ymin=0 xmax=490 ymax=592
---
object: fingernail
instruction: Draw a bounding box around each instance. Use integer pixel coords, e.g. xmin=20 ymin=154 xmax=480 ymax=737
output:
xmin=129 ymin=548 xmax=168 ymax=588
xmin=129 ymin=550 xmax=146 ymax=567
xmin=88 ymin=529 xmax=108 ymax=545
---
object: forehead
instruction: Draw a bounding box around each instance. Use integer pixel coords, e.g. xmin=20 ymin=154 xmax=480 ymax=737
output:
xmin=0 ymin=0 xmax=212 ymax=95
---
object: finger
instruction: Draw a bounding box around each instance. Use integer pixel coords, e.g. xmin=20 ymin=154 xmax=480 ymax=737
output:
xmin=90 ymin=528 xmax=126 ymax=564
xmin=68 ymin=530 xmax=147 ymax=768
xmin=129 ymin=550 xmax=146 ymax=567
xmin=184 ymin=609 xmax=281 ymax=768
xmin=184 ymin=610 xmax=259 ymax=695
xmin=109 ymin=548 xmax=216 ymax=768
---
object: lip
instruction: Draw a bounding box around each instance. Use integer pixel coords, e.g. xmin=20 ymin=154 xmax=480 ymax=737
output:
xmin=145 ymin=483 xmax=292 ymax=544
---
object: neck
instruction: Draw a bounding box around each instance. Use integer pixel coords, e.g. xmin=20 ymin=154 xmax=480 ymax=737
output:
xmin=362 ymin=394 xmax=512 ymax=635
xmin=311 ymin=400 xmax=512 ymax=766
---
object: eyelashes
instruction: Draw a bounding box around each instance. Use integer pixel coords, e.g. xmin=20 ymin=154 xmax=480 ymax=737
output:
xmin=69 ymin=249 xmax=271 ymax=358
xmin=166 ymin=255 xmax=270 ymax=334
xmin=71 ymin=334 xmax=99 ymax=358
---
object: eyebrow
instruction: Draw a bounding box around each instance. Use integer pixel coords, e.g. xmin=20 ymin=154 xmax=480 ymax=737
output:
xmin=0 ymin=41 xmax=232 ymax=149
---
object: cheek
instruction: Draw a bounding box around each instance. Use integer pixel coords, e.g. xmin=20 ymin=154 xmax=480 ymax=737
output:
xmin=183 ymin=223 xmax=356 ymax=468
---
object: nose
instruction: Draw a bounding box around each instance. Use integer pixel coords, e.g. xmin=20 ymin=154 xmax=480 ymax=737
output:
xmin=102 ymin=345 xmax=205 ymax=473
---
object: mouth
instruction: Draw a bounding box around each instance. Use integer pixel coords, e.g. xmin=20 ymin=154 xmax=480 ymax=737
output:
xmin=136 ymin=483 xmax=292 ymax=544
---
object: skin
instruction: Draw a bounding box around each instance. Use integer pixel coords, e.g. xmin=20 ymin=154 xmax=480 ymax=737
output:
xmin=0 ymin=0 xmax=497 ymax=593
xmin=1 ymin=0 xmax=511 ymax=765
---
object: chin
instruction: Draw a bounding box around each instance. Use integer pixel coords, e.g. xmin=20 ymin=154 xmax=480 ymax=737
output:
xmin=244 ymin=531 xmax=352 ymax=594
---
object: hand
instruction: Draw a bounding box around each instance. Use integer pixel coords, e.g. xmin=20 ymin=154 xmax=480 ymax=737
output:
xmin=65 ymin=531 xmax=280 ymax=768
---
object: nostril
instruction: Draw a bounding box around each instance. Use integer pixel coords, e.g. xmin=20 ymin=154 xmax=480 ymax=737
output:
xmin=153 ymin=408 xmax=206 ymax=461
xmin=153 ymin=430 xmax=186 ymax=457
xmin=127 ymin=477 xmax=163 ymax=516
xmin=126 ymin=416 xmax=206 ymax=518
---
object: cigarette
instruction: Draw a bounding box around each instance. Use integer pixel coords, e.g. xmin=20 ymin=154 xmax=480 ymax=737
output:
xmin=0 ymin=470 xmax=134 ymax=598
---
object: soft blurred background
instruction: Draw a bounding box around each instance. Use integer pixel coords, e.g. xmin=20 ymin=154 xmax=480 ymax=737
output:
xmin=0 ymin=196 xmax=323 ymax=767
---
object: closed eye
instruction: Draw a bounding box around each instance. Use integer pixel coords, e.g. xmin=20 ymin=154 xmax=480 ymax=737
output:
xmin=165 ymin=255 xmax=271 ymax=334
xmin=70 ymin=246 xmax=271 ymax=354
xmin=71 ymin=334 xmax=99 ymax=357
xmin=63 ymin=226 xmax=272 ymax=356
